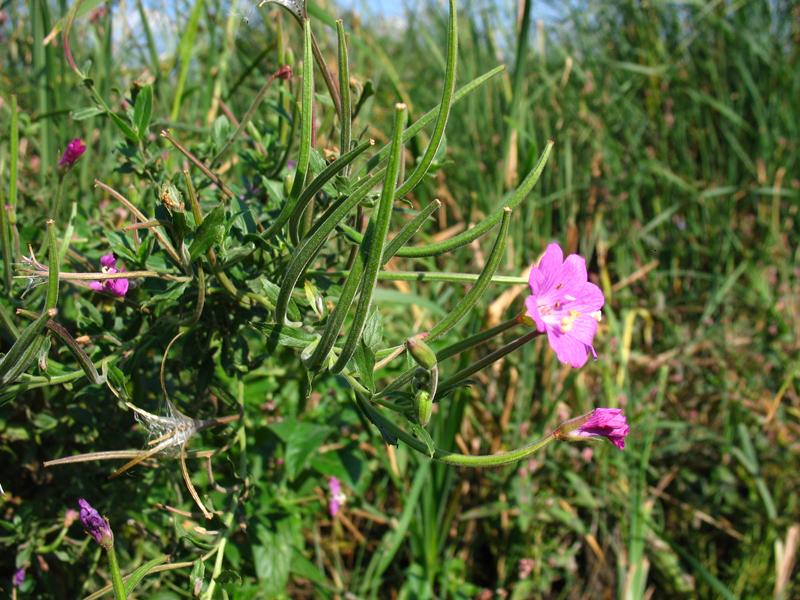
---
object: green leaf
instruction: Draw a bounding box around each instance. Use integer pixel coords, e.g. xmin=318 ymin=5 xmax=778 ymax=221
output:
xmin=108 ymin=111 xmax=140 ymax=144
xmin=291 ymin=547 xmax=327 ymax=586
xmin=133 ymin=85 xmax=153 ymax=140
xmin=428 ymin=207 xmax=512 ymax=341
xmin=123 ymin=555 xmax=170 ymax=595
xmin=188 ymin=205 xmax=225 ymax=260
xmin=249 ymin=323 xmax=317 ymax=349
xmin=253 ymin=524 xmax=291 ymax=595
xmin=409 ymin=422 xmax=435 ymax=458
xmin=352 ymin=342 xmax=375 ymax=392
xmin=269 ymin=420 xmax=333 ymax=480
xmin=71 ymin=106 xmax=104 ymax=120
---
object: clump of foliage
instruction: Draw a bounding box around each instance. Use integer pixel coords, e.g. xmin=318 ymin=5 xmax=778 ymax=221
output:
xmin=1 ymin=0 xmax=798 ymax=598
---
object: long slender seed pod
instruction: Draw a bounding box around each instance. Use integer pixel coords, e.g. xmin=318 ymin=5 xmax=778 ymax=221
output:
xmin=436 ymin=330 xmax=540 ymax=398
xmin=273 ymin=169 xmax=385 ymax=325
xmin=286 ymin=19 xmax=314 ymax=208
xmin=350 ymin=141 xmax=553 ymax=257
xmin=330 ymin=105 xmax=408 ymax=373
xmin=46 ymin=219 xmax=60 ymax=310
xmin=337 ymin=20 xmax=352 ymax=170
xmin=366 ymin=66 xmax=505 ymax=171
xmin=307 ymin=199 xmax=441 ymax=370
xmin=287 ymin=139 xmax=374 ymax=243
xmin=394 ymin=0 xmax=457 ymax=199
xmin=427 ymin=207 xmax=512 ymax=341
xmin=0 ymin=309 xmax=55 ymax=386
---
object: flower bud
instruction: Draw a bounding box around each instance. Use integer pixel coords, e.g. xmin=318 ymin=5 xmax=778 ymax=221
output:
xmin=78 ymin=498 xmax=114 ymax=550
xmin=58 ymin=138 xmax=86 ymax=170
xmin=554 ymin=408 xmax=629 ymax=450
xmin=414 ymin=389 xmax=433 ymax=427
xmin=406 ymin=334 xmax=437 ymax=370
xmin=159 ymin=182 xmax=185 ymax=213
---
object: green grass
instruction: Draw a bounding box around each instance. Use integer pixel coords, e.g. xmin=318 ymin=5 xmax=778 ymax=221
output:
xmin=1 ymin=0 xmax=798 ymax=598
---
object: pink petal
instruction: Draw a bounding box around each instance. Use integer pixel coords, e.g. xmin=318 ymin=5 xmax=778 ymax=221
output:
xmin=546 ymin=328 xmax=589 ymax=368
xmin=99 ymin=254 xmax=116 ymax=269
xmin=109 ymin=278 xmax=129 ymax=297
xmin=567 ymin=314 xmax=598 ymax=346
xmin=524 ymin=295 xmax=546 ymax=332
xmin=569 ymin=282 xmax=605 ymax=313
xmin=559 ymin=254 xmax=588 ymax=294
xmin=89 ymin=281 xmax=104 ymax=292
xmin=536 ymin=243 xmax=564 ymax=291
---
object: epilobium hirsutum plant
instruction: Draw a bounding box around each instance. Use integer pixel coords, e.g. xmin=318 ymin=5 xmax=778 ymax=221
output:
xmin=2 ymin=0 xmax=629 ymax=592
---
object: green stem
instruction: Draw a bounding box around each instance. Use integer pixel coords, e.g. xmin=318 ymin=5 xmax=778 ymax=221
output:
xmin=106 ymin=545 xmax=127 ymax=600
xmin=357 ymin=395 xmax=555 ymax=467
xmin=309 ymin=270 xmax=527 ymax=285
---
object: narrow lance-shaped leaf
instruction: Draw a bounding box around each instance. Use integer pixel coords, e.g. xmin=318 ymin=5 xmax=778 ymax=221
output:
xmin=307 ymin=199 xmax=442 ymax=370
xmin=394 ymin=0 xmax=457 ymax=199
xmin=133 ymin=84 xmax=153 ymax=141
xmin=349 ymin=141 xmax=553 ymax=258
xmin=273 ymin=169 xmax=385 ymax=325
xmin=427 ymin=206 xmax=512 ymax=341
xmin=330 ymin=104 xmax=408 ymax=373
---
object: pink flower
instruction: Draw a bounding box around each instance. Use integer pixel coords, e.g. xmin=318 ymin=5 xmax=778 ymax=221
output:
xmin=58 ymin=138 xmax=86 ymax=169
xmin=12 ymin=567 xmax=25 ymax=588
xmin=89 ymin=253 xmax=129 ymax=297
xmin=327 ymin=476 xmax=346 ymax=517
xmin=556 ymin=408 xmax=630 ymax=450
xmin=525 ymin=242 xmax=604 ymax=368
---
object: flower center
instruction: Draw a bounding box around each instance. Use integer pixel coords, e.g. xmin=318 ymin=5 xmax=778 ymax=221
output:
xmin=559 ymin=309 xmax=581 ymax=333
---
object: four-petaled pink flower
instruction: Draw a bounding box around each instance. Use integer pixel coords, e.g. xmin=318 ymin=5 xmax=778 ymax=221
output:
xmin=89 ymin=253 xmax=129 ymax=297
xmin=58 ymin=138 xmax=86 ymax=169
xmin=78 ymin=498 xmax=114 ymax=549
xmin=557 ymin=408 xmax=630 ymax=450
xmin=525 ymin=242 xmax=604 ymax=368
xmin=12 ymin=567 xmax=25 ymax=588
xmin=327 ymin=476 xmax=346 ymax=518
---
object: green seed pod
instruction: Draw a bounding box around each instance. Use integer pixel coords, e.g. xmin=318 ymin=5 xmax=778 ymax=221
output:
xmin=406 ymin=335 xmax=437 ymax=370
xmin=415 ymin=389 xmax=433 ymax=427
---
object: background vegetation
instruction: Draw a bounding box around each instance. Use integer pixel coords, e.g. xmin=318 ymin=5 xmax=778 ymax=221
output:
xmin=1 ymin=0 xmax=798 ymax=598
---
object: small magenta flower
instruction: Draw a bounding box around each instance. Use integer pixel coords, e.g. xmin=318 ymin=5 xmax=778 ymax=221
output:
xmin=525 ymin=242 xmax=604 ymax=368
xmin=89 ymin=253 xmax=129 ymax=297
xmin=78 ymin=498 xmax=114 ymax=549
xmin=58 ymin=138 xmax=86 ymax=169
xmin=327 ymin=476 xmax=346 ymax=517
xmin=555 ymin=408 xmax=630 ymax=450
xmin=12 ymin=567 xmax=25 ymax=587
